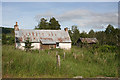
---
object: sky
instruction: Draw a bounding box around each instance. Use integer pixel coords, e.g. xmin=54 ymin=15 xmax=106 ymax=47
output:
xmin=2 ymin=0 xmax=120 ymax=2
xmin=1 ymin=2 xmax=119 ymax=32
xmin=0 ymin=1 xmax=1 ymax=27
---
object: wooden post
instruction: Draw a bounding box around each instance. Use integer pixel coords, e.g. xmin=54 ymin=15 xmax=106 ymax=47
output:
xmin=74 ymin=53 xmax=76 ymax=59
xmin=56 ymin=51 xmax=58 ymax=56
xmin=56 ymin=55 xmax=60 ymax=68
xmin=39 ymin=49 xmax=40 ymax=54
xmin=63 ymin=52 xmax=65 ymax=60
xmin=58 ymin=55 xmax=60 ymax=67
xmin=73 ymin=53 xmax=76 ymax=59
xmin=48 ymin=51 xmax=50 ymax=55
xmin=82 ymin=54 xmax=84 ymax=57
xmin=73 ymin=52 xmax=74 ymax=56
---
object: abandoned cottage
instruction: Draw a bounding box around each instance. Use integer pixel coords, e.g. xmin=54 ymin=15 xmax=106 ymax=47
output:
xmin=14 ymin=22 xmax=72 ymax=50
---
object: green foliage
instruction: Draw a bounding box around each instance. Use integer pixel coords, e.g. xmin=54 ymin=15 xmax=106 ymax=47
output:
xmin=2 ymin=27 xmax=15 ymax=45
xmin=2 ymin=45 xmax=118 ymax=78
xmin=71 ymin=25 xmax=80 ymax=45
xmin=6 ymin=36 xmax=15 ymax=45
xmin=49 ymin=17 xmax=61 ymax=30
xmin=35 ymin=17 xmax=61 ymax=30
xmin=80 ymin=31 xmax=88 ymax=38
xmin=88 ymin=29 xmax=95 ymax=37
xmin=35 ymin=18 xmax=49 ymax=29
xmin=95 ymin=31 xmax=106 ymax=45
xmin=1 ymin=27 xmax=14 ymax=34
xmin=98 ymin=45 xmax=117 ymax=53
xmin=118 ymin=47 xmax=120 ymax=77
xmin=69 ymin=24 xmax=120 ymax=47
xmin=23 ymin=37 xmax=34 ymax=52
xmin=105 ymin=24 xmax=115 ymax=34
xmin=2 ymin=33 xmax=7 ymax=44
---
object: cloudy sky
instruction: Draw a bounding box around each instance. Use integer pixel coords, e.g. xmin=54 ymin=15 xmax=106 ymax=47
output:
xmin=2 ymin=0 xmax=120 ymax=2
xmin=2 ymin=2 xmax=118 ymax=32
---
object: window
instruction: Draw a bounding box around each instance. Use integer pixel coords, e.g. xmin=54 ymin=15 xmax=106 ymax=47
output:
xmin=56 ymin=43 xmax=59 ymax=47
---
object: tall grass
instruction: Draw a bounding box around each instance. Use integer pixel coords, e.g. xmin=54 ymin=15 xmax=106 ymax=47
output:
xmin=2 ymin=45 xmax=118 ymax=78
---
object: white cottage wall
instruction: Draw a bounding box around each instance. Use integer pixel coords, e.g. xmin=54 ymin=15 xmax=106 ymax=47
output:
xmin=16 ymin=43 xmax=25 ymax=50
xmin=16 ymin=43 xmax=40 ymax=50
xmin=31 ymin=43 xmax=40 ymax=50
xmin=59 ymin=43 xmax=71 ymax=50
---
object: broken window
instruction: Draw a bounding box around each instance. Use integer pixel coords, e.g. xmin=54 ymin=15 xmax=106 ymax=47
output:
xmin=56 ymin=43 xmax=59 ymax=47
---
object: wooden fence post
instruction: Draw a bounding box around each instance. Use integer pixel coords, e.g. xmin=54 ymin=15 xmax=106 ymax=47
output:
xmin=63 ymin=52 xmax=65 ymax=60
xmin=48 ymin=51 xmax=50 ymax=55
xmin=56 ymin=51 xmax=58 ymax=55
xmin=82 ymin=54 xmax=84 ymax=57
xmin=39 ymin=49 xmax=40 ymax=54
xmin=56 ymin=54 xmax=60 ymax=68
xmin=74 ymin=53 xmax=76 ymax=59
xmin=73 ymin=53 xmax=76 ymax=59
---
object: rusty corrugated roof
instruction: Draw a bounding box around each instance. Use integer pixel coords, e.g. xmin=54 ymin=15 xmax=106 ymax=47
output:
xmin=80 ymin=38 xmax=98 ymax=43
xmin=16 ymin=29 xmax=71 ymax=43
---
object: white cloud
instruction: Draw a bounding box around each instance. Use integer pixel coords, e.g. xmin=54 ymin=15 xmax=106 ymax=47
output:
xmin=34 ymin=12 xmax=54 ymax=22
xmin=35 ymin=9 xmax=118 ymax=30
xmin=2 ymin=0 xmax=119 ymax=2
xmin=0 ymin=2 xmax=2 ymax=26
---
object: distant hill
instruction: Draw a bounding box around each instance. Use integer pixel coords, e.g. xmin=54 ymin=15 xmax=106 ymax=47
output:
xmin=0 ymin=27 xmax=14 ymax=39
xmin=0 ymin=27 xmax=14 ymax=34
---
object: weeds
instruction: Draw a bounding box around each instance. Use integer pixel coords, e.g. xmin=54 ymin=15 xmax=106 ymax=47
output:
xmin=2 ymin=45 xmax=118 ymax=78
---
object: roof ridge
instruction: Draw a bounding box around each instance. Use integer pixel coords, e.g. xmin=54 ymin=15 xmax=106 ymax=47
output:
xmin=20 ymin=29 xmax=64 ymax=31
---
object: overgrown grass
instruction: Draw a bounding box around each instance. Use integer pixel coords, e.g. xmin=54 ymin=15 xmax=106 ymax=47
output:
xmin=2 ymin=45 xmax=118 ymax=78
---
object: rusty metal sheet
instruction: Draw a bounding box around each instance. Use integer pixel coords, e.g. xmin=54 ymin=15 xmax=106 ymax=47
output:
xmin=16 ymin=29 xmax=71 ymax=43
xmin=80 ymin=38 xmax=98 ymax=43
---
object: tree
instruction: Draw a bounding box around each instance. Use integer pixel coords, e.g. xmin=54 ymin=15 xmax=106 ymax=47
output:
xmin=80 ymin=31 xmax=88 ymax=38
xmin=24 ymin=37 xmax=34 ymax=52
xmin=89 ymin=29 xmax=95 ymax=37
xmin=105 ymin=24 xmax=116 ymax=45
xmin=35 ymin=17 xmax=61 ymax=30
xmin=71 ymin=25 xmax=80 ymax=45
xmin=36 ymin=18 xmax=49 ymax=29
xmin=105 ymin=24 xmax=114 ymax=34
xmin=2 ymin=33 xmax=7 ymax=44
xmin=95 ymin=31 xmax=106 ymax=45
xmin=115 ymin=28 xmax=120 ymax=46
xmin=49 ymin=17 xmax=61 ymax=30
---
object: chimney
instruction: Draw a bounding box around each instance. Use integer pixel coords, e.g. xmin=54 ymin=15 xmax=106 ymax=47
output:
xmin=14 ymin=22 xmax=19 ymax=31
xmin=64 ymin=27 xmax=68 ymax=32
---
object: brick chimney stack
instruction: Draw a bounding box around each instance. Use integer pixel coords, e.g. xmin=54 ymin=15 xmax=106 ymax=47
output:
xmin=64 ymin=27 xmax=68 ymax=32
xmin=16 ymin=22 xmax=18 ymax=25
xmin=14 ymin=22 xmax=19 ymax=31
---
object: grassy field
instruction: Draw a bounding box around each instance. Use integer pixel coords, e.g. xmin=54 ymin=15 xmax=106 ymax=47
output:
xmin=2 ymin=45 xmax=118 ymax=78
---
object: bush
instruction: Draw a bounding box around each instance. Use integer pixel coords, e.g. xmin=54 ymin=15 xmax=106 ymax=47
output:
xmin=98 ymin=45 xmax=117 ymax=52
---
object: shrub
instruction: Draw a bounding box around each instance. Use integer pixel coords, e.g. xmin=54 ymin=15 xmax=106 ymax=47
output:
xmin=98 ymin=45 xmax=117 ymax=52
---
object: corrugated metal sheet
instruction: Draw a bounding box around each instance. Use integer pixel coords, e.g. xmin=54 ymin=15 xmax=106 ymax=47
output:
xmin=40 ymin=38 xmax=56 ymax=44
xmin=80 ymin=38 xmax=98 ymax=43
xmin=16 ymin=29 xmax=71 ymax=43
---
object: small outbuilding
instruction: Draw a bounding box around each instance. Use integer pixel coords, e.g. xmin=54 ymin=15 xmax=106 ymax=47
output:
xmin=77 ymin=38 xmax=98 ymax=47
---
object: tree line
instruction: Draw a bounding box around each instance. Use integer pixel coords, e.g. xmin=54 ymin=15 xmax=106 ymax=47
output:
xmin=69 ymin=24 xmax=120 ymax=47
